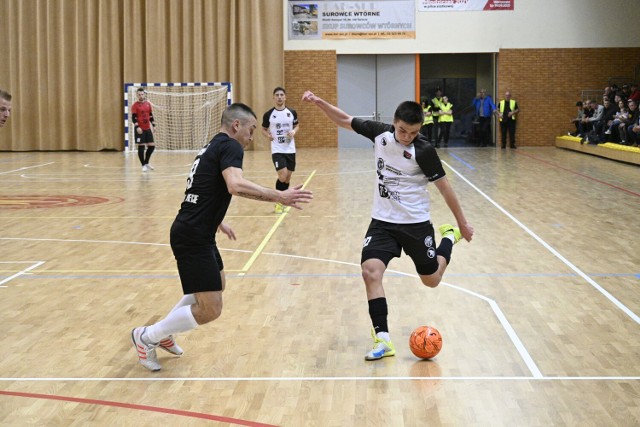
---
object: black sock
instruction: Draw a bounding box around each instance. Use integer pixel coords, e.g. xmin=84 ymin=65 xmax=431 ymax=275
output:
xmin=275 ymin=179 xmax=288 ymax=191
xmin=144 ymin=145 xmax=155 ymax=164
xmin=137 ymin=146 xmax=145 ymax=165
xmin=368 ymin=297 xmax=388 ymax=333
xmin=436 ymin=238 xmax=453 ymax=265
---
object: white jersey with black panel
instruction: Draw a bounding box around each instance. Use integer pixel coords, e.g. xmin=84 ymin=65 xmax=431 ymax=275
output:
xmin=262 ymin=107 xmax=298 ymax=154
xmin=351 ymin=118 xmax=447 ymax=224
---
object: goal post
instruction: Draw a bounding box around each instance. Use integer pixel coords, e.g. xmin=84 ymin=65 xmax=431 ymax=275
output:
xmin=124 ymin=82 xmax=232 ymax=151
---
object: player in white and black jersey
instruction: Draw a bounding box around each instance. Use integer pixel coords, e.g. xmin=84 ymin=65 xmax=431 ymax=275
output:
xmin=262 ymin=87 xmax=299 ymax=213
xmin=302 ymin=90 xmax=474 ymax=361
xmin=130 ymin=103 xmax=313 ymax=372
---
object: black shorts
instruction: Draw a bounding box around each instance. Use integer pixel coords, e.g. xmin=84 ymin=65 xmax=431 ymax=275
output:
xmin=361 ymin=218 xmax=439 ymax=276
xmin=272 ymin=153 xmax=296 ymax=171
xmin=170 ymin=222 xmax=224 ymax=294
xmin=136 ymin=129 xmax=155 ymax=144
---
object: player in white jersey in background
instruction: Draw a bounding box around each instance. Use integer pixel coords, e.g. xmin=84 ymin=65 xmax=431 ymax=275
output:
xmin=262 ymin=87 xmax=299 ymax=213
xmin=302 ymin=90 xmax=474 ymax=360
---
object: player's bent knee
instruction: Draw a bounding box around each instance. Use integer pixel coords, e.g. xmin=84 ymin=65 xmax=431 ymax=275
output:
xmin=361 ymin=264 xmax=384 ymax=284
xmin=193 ymin=292 xmax=223 ymax=324
xmin=195 ymin=305 xmax=222 ymax=325
xmin=419 ymin=274 xmax=441 ymax=288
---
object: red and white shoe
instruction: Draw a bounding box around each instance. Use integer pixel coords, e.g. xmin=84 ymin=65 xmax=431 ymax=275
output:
xmin=158 ymin=335 xmax=184 ymax=356
xmin=131 ymin=327 xmax=161 ymax=371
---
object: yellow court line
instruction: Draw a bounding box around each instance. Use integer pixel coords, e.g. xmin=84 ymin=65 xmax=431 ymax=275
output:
xmin=238 ymin=170 xmax=316 ymax=275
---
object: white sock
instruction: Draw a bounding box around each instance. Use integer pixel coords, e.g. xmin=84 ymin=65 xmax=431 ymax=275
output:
xmin=376 ymin=331 xmax=391 ymax=342
xmin=445 ymin=234 xmax=456 ymax=243
xmin=143 ymin=305 xmax=198 ymax=344
xmin=169 ymin=294 xmax=196 ymax=314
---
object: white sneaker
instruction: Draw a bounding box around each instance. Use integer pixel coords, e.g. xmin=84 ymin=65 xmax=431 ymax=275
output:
xmin=158 ymin=335 xmax=183 ymax=356
xmin=364 ymin=328 xmax=396 ymax=360
xmin=604 ymin=130 xmax=611 ymax=135
xmin=146 ymin=164 xmax=155 ymax=170
xmin=142 ymin=165 xmax=149 ymax=172
xmin=131 ymin=327 xmax=161 ymax=371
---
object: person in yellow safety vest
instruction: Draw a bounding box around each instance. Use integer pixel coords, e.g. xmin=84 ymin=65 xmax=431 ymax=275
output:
xmin=431 ymin=88 xmax=444 ymax=144
xmin=495 ymin=91 xmax=519 ymax=149
xmin=421 ymin=100 xmax=434 ymax=143
xmin=436 ymin=96 xmax=454 ymax=148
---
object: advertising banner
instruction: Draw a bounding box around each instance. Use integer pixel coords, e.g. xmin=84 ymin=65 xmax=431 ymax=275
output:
xmin=418 ymin=0 xmax=514 ymax=12
xmin=288 ymin=1 xmax=416 ymax=40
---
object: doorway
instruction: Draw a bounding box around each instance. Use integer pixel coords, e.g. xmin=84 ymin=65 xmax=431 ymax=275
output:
xmin=420 ymin=53 xmax=496 ymax=146
xmin=337 ymin=55 xmax=416 ymax=148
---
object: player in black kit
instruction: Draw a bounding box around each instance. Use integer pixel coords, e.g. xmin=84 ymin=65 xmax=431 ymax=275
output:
xmin=302 ymin=90 xmax=473 ymax=361
xmin=131 ymin=103 xmax=313 ymax=371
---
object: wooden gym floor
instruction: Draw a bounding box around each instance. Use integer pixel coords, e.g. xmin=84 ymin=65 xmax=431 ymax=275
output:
xmin=0 ymin=146 xmax=638 ymax=426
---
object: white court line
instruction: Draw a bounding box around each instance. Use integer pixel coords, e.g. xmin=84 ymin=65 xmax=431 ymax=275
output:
xmin=442 ymin=160 xmax=640 ymax=325
xmin=0 ymin=237 xmax=251 ymax=253
xmin=1 ymin=376 xmax=638 ymax=382
xmin=0 ymin=235 xmax=542 ymax=377
xmin=0 ymin=162 xmax=54 ymax=175
xmin=0 ymin=261 xmax=45 ymax=287
xmin=261 ymin=251 xmax=542 ymax=378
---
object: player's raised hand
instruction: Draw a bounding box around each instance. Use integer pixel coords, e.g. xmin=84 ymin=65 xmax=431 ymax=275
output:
xmin=301 ymin=91 xmax=318 ymax=103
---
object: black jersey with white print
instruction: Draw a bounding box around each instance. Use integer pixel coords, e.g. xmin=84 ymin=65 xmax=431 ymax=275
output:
xmin=262 ymin=107 xmax=298 ymax=154
xmin=351 ymin=118 xmax=446 ymax=224
xmin=173 ymin=132 xmax=244 ymax=243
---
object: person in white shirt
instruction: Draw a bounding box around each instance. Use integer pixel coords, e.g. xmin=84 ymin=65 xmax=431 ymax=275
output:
xmin=302 ymin=90 xmax=474 ymax=361
xmin=262 ymin=87 xmax=300 ymax=213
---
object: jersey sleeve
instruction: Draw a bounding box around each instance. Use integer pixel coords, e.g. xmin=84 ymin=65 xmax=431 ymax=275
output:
xmin=290 ymin=108 xmax=299 ymax=126
xmin=414 ymin=138 xmax=446 ymax=182
xmin=219 ymin=139 xmax=244 ymax=171
xmin=262 ymin=109 xmax=273 ymax=129
xmin=131 ymin=104 xmax=139 ymax=124
xmin=351 ymin=118 xmax=391 ymax=143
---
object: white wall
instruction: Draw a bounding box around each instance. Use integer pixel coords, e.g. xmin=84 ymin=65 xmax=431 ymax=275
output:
xmin=284 ymin=0 xmax=640 ymax=53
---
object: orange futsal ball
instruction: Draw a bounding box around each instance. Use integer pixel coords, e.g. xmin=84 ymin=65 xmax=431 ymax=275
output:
xmin=409 ymin=326 xmax=442 ymax=359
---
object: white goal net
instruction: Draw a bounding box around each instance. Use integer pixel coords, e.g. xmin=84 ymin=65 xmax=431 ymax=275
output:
xmin=125 ymin=82 xmax=232 ymax=151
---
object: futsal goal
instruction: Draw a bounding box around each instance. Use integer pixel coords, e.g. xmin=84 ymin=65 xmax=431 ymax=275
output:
xmin=124 ymin=82 xmax=232 ymax=151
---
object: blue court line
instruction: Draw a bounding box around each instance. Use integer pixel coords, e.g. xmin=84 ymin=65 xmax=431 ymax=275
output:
xmin=448 ymin=152 xmax=475 ymax=170
xmin=1 ymin=272 xmax=638 ymax=280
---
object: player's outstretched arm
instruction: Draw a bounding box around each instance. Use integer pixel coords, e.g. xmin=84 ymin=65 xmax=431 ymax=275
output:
xmin=433 ymin=177 xmax=474 ymax=242
xmin=301 ymin=90 xmax=354 ymax=130
xmin=222 ymin=167 xmax=313 ymax=209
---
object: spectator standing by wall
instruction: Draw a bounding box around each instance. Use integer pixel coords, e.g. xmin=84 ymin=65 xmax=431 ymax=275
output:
xmin=495 ymin=91 xmax=519 ymax=149
xmin=472 ymin=89 xmax=496 ymax=147
xmin=420 ymin=100 xmax=434 ymax=143
xmin=436 ymin=96 xmax=454 ymax=148
xmin=431 ymin=88 xmax=444 ymax=144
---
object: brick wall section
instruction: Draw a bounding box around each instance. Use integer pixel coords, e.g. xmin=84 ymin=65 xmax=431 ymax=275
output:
xmin=497 ymin=48 xmax=640 ymax=146
xmin=284 ymin=50 xmax=338 ymax=148
xmin=282 ymin=48 xmax=640 ymax=148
